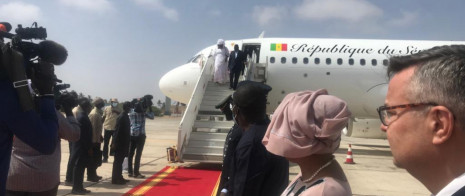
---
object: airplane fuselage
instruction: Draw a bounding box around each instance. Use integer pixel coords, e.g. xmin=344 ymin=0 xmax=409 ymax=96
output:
xmin=160 ymin=37 xmax=465 ymax=119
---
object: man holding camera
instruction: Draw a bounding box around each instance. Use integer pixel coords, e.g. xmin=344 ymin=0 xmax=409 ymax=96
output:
xmin=6 ymin=92 xmax=81 ymax=196
xmin=128 ymin=95 xmax=154 ymax=179
xmin=0 ymin=25 xmax=60 ymax=194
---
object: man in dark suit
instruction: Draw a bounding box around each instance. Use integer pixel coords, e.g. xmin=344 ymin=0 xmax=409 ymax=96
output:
xmin=228 ymin=44 xmax=247 ymax=90
xmin=111 ymin=102 xmax=132 ymax=184
xmin=71 ymin=98 xmax=94 ymax=195
xmin=222 ymin=81 xmax=289 ymax=196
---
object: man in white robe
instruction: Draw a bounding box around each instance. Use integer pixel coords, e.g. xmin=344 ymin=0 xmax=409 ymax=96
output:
xmin=211 ymin=39 xmax=229 ymax=84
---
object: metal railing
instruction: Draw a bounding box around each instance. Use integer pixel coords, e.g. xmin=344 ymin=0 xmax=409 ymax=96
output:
xmin=177 ymin=55 xmax=214 ymax=161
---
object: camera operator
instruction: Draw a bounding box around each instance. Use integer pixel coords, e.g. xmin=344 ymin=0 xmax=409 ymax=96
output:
xmin=128 ymin=95 xmax=154 ymax=179
xmin=6 ymin=91 xmax=80 ymax=196
xmin=0 ymin=23 xmax=60 ymax=195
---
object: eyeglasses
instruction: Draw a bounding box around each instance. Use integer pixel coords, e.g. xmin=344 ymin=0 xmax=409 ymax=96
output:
xmin=377 ymin=103 xmax=438 ymax=126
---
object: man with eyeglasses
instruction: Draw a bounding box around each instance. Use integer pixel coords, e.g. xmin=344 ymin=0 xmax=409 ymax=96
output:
xmin=378 ymin=45 xmax=465 ymax=196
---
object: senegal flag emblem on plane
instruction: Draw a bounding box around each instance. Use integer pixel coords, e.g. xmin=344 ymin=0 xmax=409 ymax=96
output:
xmin=271 ymin=43 xmax=287 ymax=51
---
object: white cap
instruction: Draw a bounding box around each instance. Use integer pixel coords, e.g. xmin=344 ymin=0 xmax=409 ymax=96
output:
xmin=217 ymin=39 xmax=225 ymax=45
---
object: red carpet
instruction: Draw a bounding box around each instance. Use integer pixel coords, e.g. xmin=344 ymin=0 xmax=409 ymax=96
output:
xmin=124 ymin=166 xmax=221 ymax=196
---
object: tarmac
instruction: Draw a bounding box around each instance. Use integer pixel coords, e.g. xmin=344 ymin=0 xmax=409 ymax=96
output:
xmin=57 ymin=116 xmax=430 ymax=196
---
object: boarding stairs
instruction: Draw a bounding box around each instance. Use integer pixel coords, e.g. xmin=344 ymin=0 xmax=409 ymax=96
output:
xmin=177 ymin=52 xmax=266 ymax=163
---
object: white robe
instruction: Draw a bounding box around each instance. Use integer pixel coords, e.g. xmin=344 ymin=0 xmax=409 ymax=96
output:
xmin=211 ymin=47 xmax=230 ymax=83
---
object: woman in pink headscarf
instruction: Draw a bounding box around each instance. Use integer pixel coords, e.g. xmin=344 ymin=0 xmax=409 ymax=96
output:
xmin=262 ymin=89 xmax=352 ymax=196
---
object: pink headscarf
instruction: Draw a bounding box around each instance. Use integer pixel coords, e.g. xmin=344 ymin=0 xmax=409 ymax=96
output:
xmin=262 ymin=89 xmax=351 ymax=158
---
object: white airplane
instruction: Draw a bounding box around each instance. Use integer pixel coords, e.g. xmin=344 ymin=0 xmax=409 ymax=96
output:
xmin=160 ymin=37 xmax=465 ymax=139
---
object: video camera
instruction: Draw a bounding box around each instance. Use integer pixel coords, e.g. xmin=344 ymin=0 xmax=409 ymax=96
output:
xmin=55 ymin=82 xmax=71 ymax=92
xmin=131 ymin=95 xmax=155 ymax=119
xmin=0 ymin=22 xmax=68 ymax=111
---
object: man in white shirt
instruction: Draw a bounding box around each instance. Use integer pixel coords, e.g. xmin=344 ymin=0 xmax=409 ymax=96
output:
xmin=379 ymin=45 xmax=465 ymax=196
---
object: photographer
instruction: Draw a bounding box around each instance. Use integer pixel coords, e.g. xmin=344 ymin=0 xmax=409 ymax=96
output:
xmin=0 ymin=22 xmax=62 ymax=195
xmin=128 ymin=95 xmax=154 ymax=179
xmin=6 ymin=91 xmax=80 ymax=196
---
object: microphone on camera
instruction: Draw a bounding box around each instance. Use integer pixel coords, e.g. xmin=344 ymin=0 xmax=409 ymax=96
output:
xmin=0 ymin=22 xmax=12 ymax=32
xmin=38 ymin=40 xmax=68 ymax=65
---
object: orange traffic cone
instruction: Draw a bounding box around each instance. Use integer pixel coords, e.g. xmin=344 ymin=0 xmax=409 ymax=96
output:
xmin=344 ymin=144 xmax=355 ymax=164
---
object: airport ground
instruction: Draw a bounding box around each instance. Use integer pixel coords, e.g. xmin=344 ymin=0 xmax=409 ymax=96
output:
xmin=57 ymin=116 xmax=430 ymax=196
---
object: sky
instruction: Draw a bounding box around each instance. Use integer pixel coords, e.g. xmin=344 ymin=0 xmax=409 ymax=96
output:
xmin=1 ymin=0 xmax=465 ymax=104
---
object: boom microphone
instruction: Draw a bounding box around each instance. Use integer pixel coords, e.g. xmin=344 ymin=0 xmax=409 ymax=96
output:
xmin=0 ymin=22 xmax=12 ymax=32
xmin=38 ymin=40 xmax=68 ymax=65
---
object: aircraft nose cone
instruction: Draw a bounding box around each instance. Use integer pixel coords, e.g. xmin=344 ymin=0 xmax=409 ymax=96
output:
xmin=159 ymin=68 xmax=178 ymax=101
xmin=159 ymin=63 xmax=201 ymax=104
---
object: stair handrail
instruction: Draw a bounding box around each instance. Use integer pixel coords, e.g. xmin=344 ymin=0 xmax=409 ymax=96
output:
xmin=177 ymin=55 xmax=214 ymax=161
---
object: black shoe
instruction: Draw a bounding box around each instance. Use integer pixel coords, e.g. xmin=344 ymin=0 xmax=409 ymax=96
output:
xmin=128 ymin=173 xmax=134 ymax=177
xmin=87 ymin=176 xmax=102 ymax=182
xmin=64 ymin=180 xmax=73 ymax=186
xmin=71 ymin=188 xmax=91 ymax=195
xmin=111 ymin=179 xmax=127 ymax=185
xmin=134 ymin=174 xmax=145 ymax=179
xmin=102 ymin=158 xmax=108 ymax=163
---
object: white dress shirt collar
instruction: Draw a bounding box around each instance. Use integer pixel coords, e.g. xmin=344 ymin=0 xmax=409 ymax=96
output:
xmin=436 ymin=172 xmax=465 ymax=196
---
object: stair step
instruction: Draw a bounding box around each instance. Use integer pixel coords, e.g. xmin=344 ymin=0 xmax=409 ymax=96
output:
xmin=198 ymin=111 xmax=224 ymax=115
xmin=188 ymin=140 xmax=225 ymax=147
xmin=190 ymin=132 xmax=228 ymax=140
xmin=184 ymin=146 xmax=223 ymax=155
xmin=194 ymin=120 xmax=233 ymax=129
xmin=182 ymin=153 xmax=223 ymax=163
xmin=200 ymin=105 xmax=221 ymax=112
xmin=196 ymin=114 xmax=229 ymax=121
xmin=205 ymin=91 xmax=233 ymax=97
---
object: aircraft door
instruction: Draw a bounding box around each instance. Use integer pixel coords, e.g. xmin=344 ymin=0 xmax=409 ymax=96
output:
xmin=242 ymin=44 xmax=266 ymax=82
xmin=243 ymin=44 xmax=261 ymax=63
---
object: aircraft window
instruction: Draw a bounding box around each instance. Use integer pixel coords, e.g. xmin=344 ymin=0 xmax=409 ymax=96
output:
xmin=270 ymin=57 xmax=275 ymax=64
xmin=326 ymin=58 xmax=331 ymax=65
xmin=292 ymin=57 xmax=297 ymax=64
xmin=372 ymin=59 xmax=377 ymax=66
xmin=337 ymin=58 xmax=343 ymax=65
xmin=383 ymin=59 xmax=389 ymax=66
xmin=281 ymin=57 xmax=286 ymax=64
xmin=303 ymin=57 xmax=309 ymax=64
xmin=314 ymin=58 xmax=320 ymax=65
xmin=360 ymin=59 xmax=366 ymax=66
xmin=349 ymin=58 xmax=354 ymax=66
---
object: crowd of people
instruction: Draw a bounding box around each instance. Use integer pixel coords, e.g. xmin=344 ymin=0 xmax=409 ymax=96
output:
xmin=1 ymin=32 xmax=465 ymax=196
xmin=0 ymin=86 xmax=154 ymax=195
xmin=64 ymin=95 xmax=154 ymax=194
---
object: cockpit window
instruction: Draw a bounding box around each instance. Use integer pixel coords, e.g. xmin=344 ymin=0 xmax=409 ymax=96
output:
xmin=187 ymin=55 xmax=202 ymax=63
